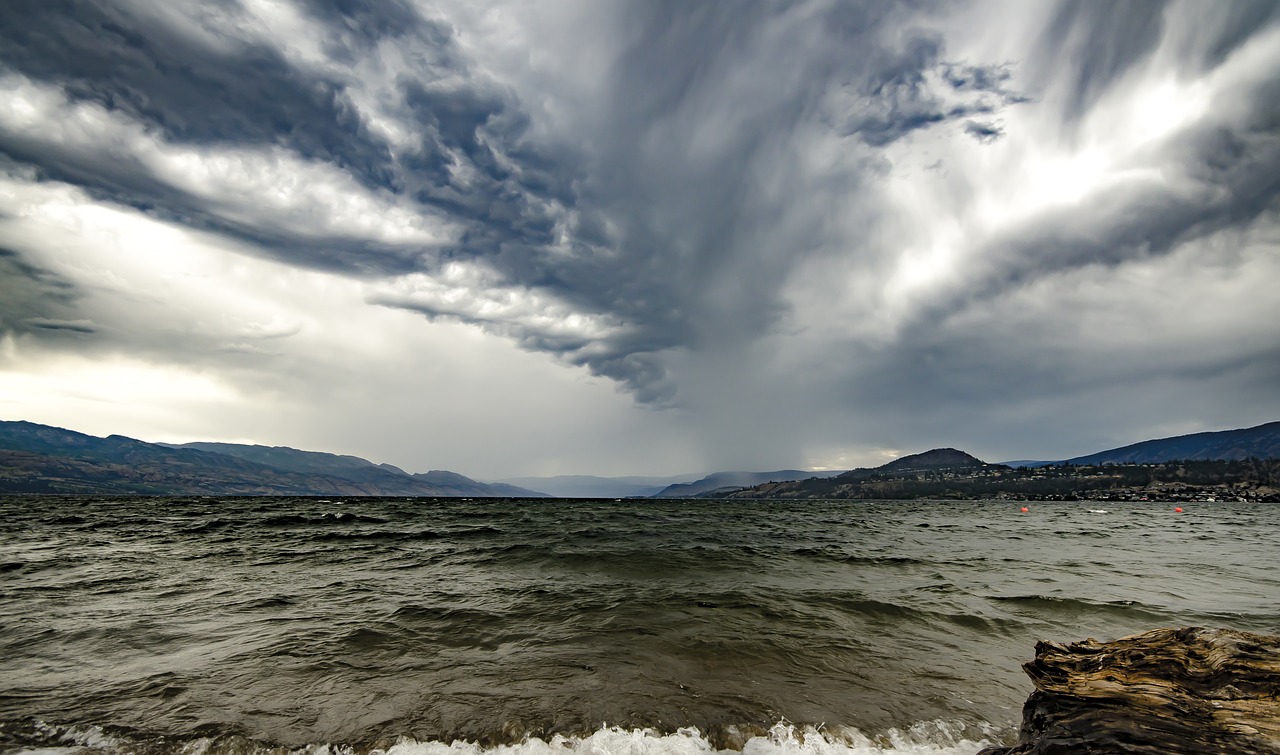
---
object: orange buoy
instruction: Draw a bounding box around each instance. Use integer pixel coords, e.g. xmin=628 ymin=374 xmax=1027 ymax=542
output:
xmin=1174 ymin=507 xmax=1183 ymax=513
xmin=1020 ymin=506 xmax=1029 ymax=513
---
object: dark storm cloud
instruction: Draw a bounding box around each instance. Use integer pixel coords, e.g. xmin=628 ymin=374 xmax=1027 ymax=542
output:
xmin=395 ymin=81 xmax=571 ymax=256
xmin=296 ymin=0 xmax=429 ymax=54
xmin=1 ymin=0 xmax=394 ymax=185
xmin=0 ymin=130 xmax=434 ymax=278
xmin=0 ymin=0 xmax=416 ymax=273
xmin=0 ymin=0 xmax=568 ymax=277
xmin=401 ymin=1 xmax=1027 ymax=398
xmin=0 ymin=247 xmax=89 ymax=340
xmin=0 ymin=0 xmax=1048 ymax=404
xmin=3 ymin=0 xmax=1276 ymax=431
xmin=380 ymin=1 xmax=989 ymax=399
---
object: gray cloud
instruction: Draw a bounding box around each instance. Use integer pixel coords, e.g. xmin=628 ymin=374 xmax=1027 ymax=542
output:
xmin=0 ymin=247 xmax=85 ymax=340
xmin=963 ymin=120 xmax=1004 ymax=142
xmin=926 ymin=85 xmax=1280 ymax=327
xmin=0 ymin=0 xmax=568 ymax=279
xmin=1036 ymin=0 xmax=1168 ymax=123
xmin=442 ymin=2 xmax=1029 ymax=395
xmin=25 ymin=318 xmax=98 ymax=334
xmin=2 ymin=0 xmax=1039 ymax=396
xmin=3 ymin=0 xmax=391 ymax=178
xmin=2 ymin=0 xmax=1035 ymax=404
xmin=837 ymin=36 xmax=1024 ymax=146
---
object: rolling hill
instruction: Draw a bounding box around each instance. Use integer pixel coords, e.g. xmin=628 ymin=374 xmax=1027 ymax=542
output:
xmin=1066 ymin=421 xmax=1280 ymax=465
xmin=0 ymin=421 xmax=545 ymax=496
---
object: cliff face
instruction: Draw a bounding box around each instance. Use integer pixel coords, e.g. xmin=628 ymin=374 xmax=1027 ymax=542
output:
xmin=982 ymin=627 xmax=1280 ymax=754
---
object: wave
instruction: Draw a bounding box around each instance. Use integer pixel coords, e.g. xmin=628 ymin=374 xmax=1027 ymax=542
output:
xmin=262 ymin=513 xmax=390 ymax=526
xmin=11 ymin=720 xmax=1001 ymax=755
xmin=839 ymin=556 xmax=925 ymax=566
xmin=44 ymin=514 xmax=87 ymax=525
xmin=179 ymin=518 xmax=234 ymax=534
xmin=308 ymin=526 xmax=503 ymax=542
xmin=986 ymin=594 xmax=1168 ymax=621
xmin=312 ymin=529 xmax=444 ymax=541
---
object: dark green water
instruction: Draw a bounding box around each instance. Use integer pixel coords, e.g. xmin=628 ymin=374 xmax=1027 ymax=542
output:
xmin=1 ymin=497 xmax=1276 ymax=754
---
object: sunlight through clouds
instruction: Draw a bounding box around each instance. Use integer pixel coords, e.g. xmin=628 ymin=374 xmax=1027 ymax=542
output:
xmin=1 ymin=0 xmax=1277 ymax=473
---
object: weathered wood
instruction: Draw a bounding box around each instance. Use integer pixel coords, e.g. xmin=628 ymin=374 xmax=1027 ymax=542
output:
xmin=981 ymin=626 xmax=1280 ymax=754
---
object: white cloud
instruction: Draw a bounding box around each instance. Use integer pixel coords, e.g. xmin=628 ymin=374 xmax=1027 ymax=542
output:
xmin=0 ymin=73 xmax=455 ymax=248
xmin=369 ymin=263 xmax=628 ymax=348
xmin=0 ymin=170 xmax=697 ymax=476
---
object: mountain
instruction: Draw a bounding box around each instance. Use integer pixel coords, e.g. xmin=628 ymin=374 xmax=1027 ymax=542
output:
xmin=8 ymin=418 xmax=1276 ymax=499
xmin=173 ymin=441 xmax=394 ymax=478
xmin=652 ymin=469 xmax=845 ymax=498
xmin=841 ymin=448 xmax=988 ymax=479
xmin=491 ymin=474 xmax=704 ymax=498
xmin=0 ymin=421 xmax=546 ymax=496
xmin=650 ymin=453 xmax=988 ymax=499
xmin=410 ymin=470 xmax=544 ymax=498
xmin=1066 ymin=421 xmax=1280 ymax=465
xmin=169 ymin=441 xmax=546 ymax=496
xmin=719 ymin=427 xmax=1280 ymax=500
xmin=722 ymin=448 xmax=1004 ymax=499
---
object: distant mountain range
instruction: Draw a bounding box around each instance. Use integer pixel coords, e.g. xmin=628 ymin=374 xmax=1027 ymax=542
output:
xmin=1 ymin=419 xmax=1277 ymax=498
xmin=168 ymin=442 xmax=539 ymax=496
xmin=494 ymin=470 xmax=849 ymax=499
xmin=0 ymin=421 xmax=545 ymax=497
xmin=725 ymin=445 xmax=1280 ymax=501
xmin=651 ymin=469 xmax=845 ymax=498
xmin=1065 ymin=421 xmax=1280 ymax=465
xmin=1001 ymin=421 xmax=1280 ymax=467
xmin=723 ymin=448 xmax=1003 ymax=500
xmin=490 ymin=474 xmax=705 ymax=499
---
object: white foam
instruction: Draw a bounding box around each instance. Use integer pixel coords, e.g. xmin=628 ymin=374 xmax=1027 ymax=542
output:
xmin=374 ymin=722 xmax=994 ymax=755
xmin=16 ymin=722 xmax=127 ymax=755
xmin=27 ymin=721 xmax=997 ymax=755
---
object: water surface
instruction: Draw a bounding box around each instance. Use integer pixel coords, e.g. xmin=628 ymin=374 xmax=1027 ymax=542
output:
xmin=2 ymin=497 xmax=1275 ymax=754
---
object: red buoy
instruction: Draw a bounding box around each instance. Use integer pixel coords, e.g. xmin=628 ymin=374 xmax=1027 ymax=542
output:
xmin=1174 ymin=507 xmax=1183 ymax=513
xmin=1020 ymin=506 xmax=1029 ymax=513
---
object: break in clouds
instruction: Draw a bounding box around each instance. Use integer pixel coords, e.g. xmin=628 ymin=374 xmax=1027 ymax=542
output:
xmin=1 ymin=0 xmax=1278 ymax=474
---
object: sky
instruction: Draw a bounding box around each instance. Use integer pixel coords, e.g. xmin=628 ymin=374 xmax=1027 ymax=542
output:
xmin=1 ymin=0 xmax=1278 ymax=479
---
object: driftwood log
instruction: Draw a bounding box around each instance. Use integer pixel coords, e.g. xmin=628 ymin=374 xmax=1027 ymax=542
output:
xmin=980 ymin=626 xmax=1280 ymax=754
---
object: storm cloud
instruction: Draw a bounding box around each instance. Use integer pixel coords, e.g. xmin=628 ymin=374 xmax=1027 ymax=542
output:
xmin=2 ymin=0 xmax=1278 ymax=475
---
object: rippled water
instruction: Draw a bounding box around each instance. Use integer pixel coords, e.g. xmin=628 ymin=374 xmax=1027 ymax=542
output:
xmin=1 ymin=497 xmax=1276 ymax=754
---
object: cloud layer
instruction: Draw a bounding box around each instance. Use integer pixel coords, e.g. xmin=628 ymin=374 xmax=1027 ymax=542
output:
xmin=2 ymin=0 xmax=1278 ymax=474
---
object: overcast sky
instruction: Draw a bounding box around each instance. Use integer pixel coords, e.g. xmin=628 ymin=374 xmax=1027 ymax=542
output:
xmin=2 ymin=0 xmax=1278 ymax=478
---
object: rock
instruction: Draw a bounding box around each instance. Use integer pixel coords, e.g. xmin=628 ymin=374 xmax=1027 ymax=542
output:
xmin=981 ymin=626 xmax=1280 ymax=754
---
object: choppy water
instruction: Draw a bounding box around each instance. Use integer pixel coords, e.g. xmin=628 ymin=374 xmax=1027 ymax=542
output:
xmin=2 ymin=497 xmax=1277 ymax=755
